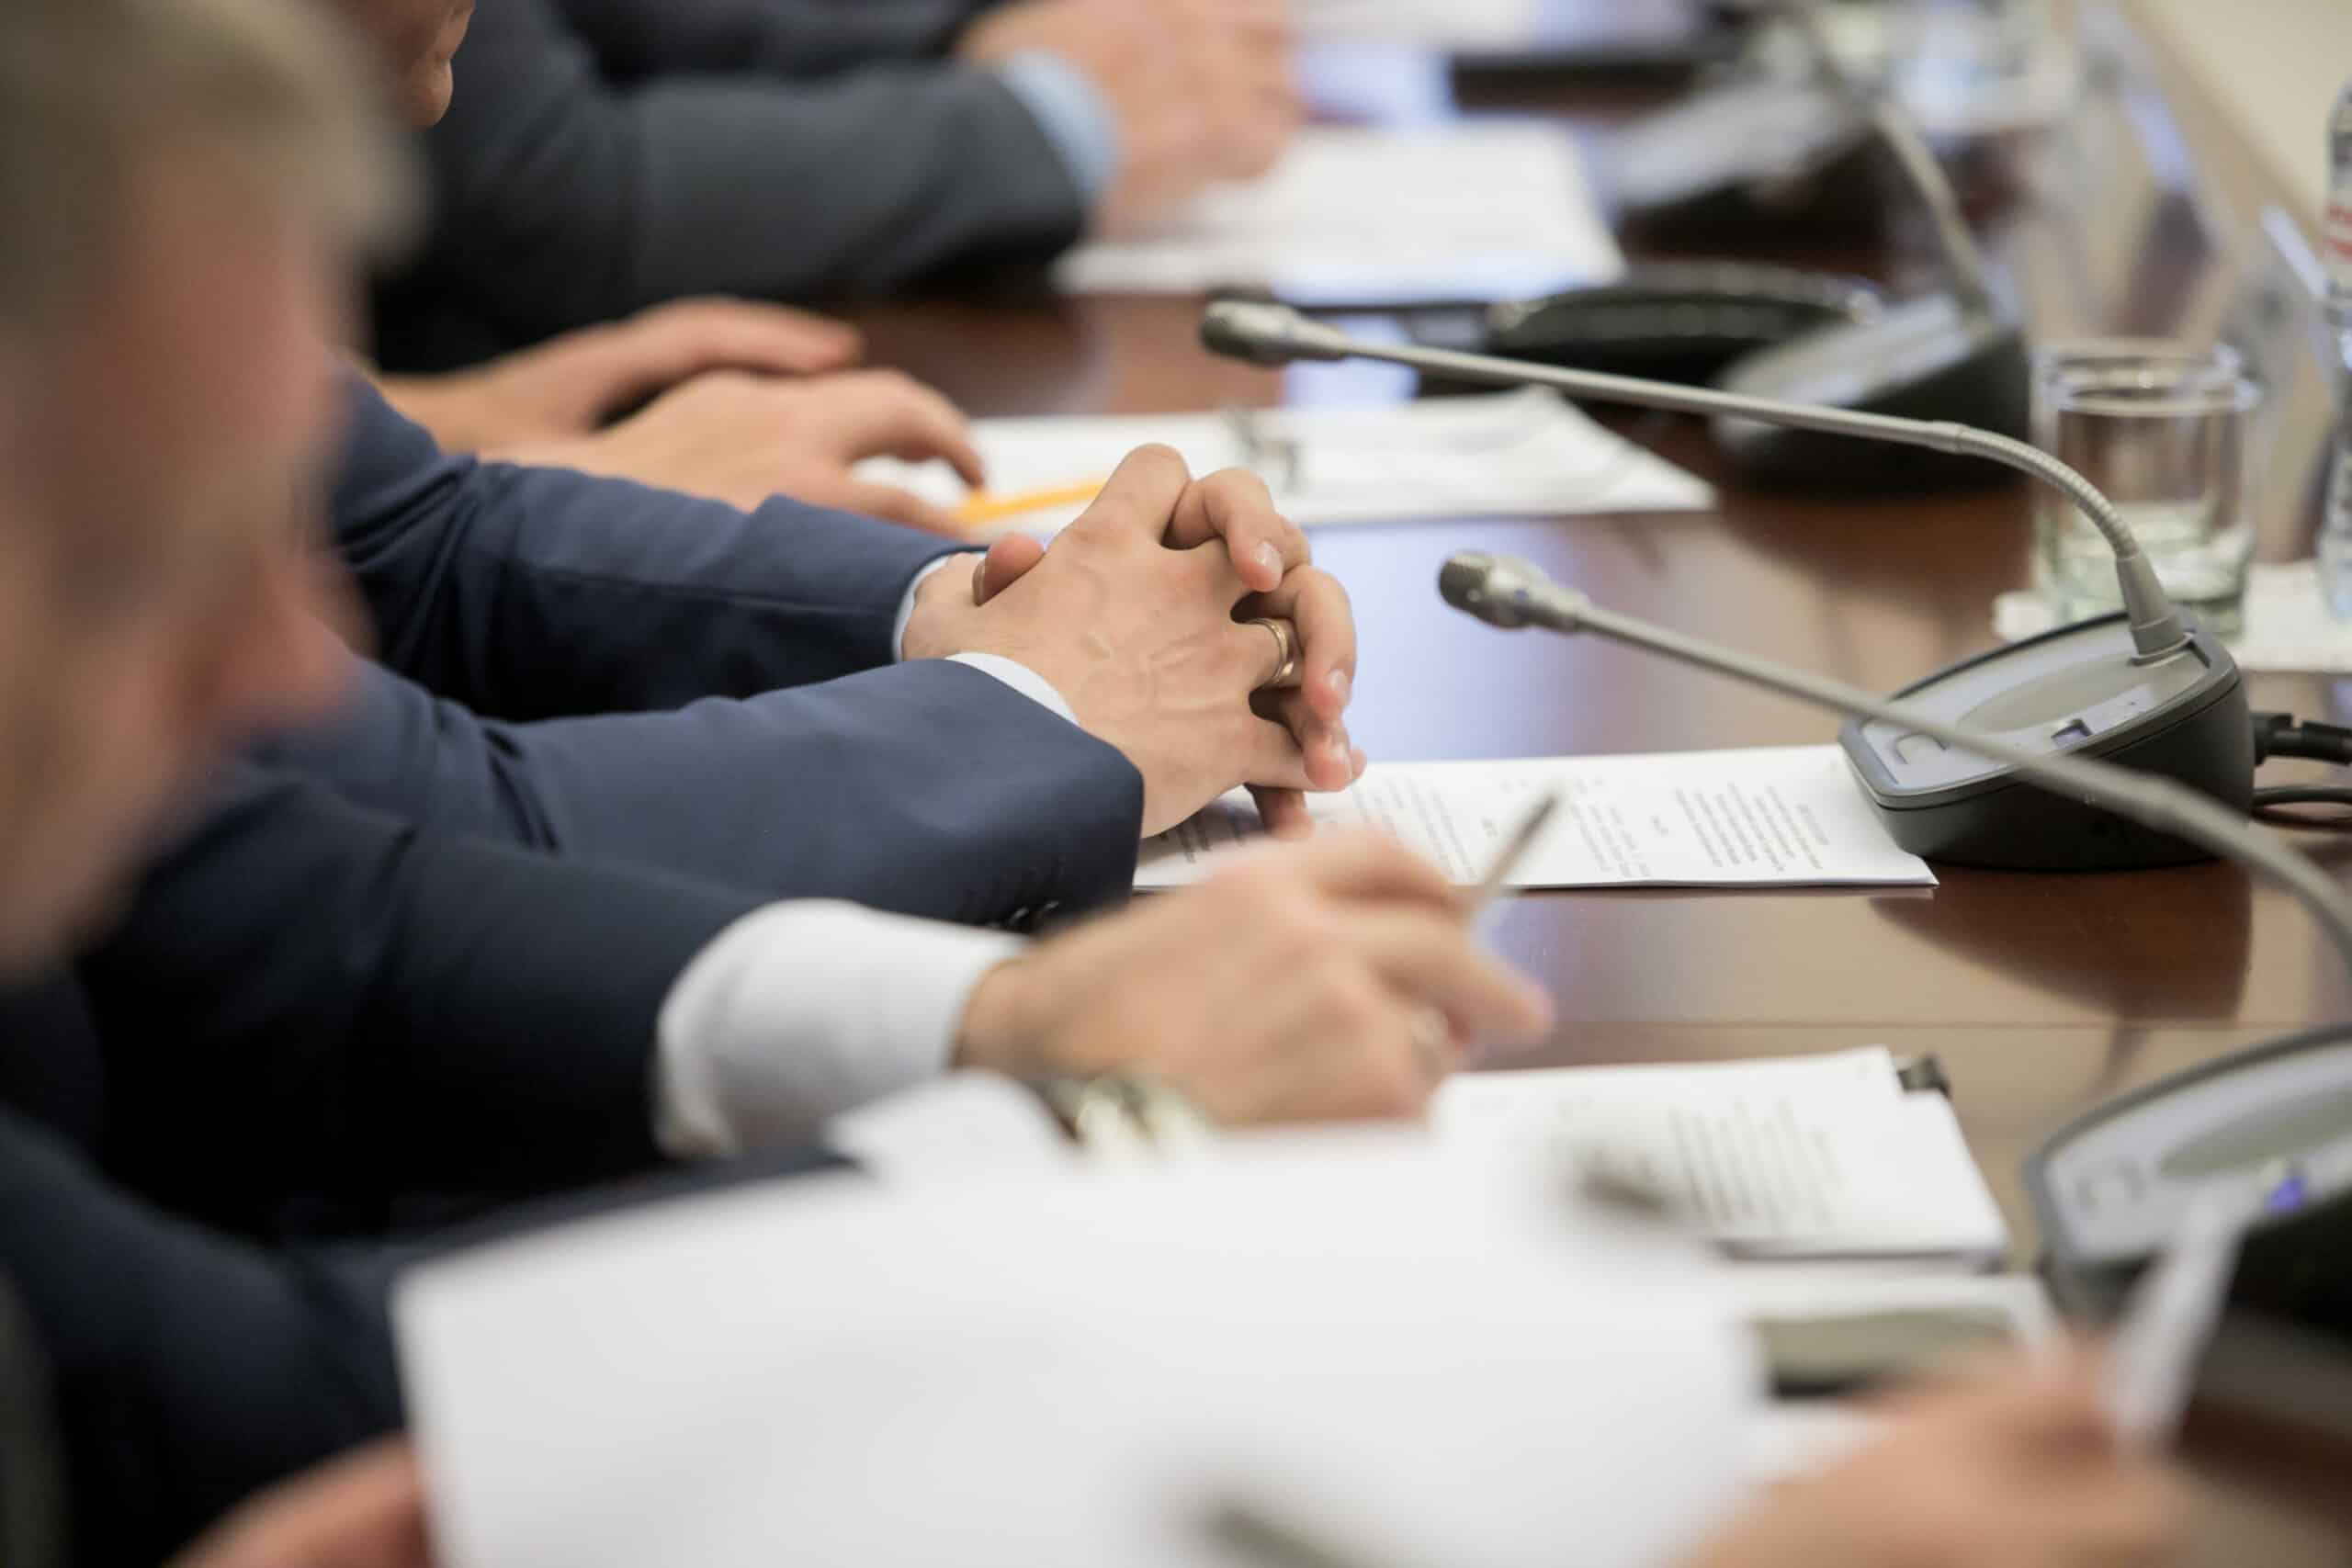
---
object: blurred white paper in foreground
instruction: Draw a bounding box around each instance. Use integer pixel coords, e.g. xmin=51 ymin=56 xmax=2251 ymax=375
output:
xmin=858 ymin=389 xmax=1713 ymax=536
xmin=1053 ymin=125 xmax=1623 ymax=299
xmin=399 ymin=1135 xmax=1757 ymax=1568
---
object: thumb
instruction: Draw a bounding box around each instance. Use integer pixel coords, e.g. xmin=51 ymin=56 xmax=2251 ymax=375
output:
xmin=973 ymin=533 xmax=1048 ymax=604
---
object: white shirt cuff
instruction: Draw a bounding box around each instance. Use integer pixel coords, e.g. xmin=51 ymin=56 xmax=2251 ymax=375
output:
xmin=893 ymin=555 xmax=1079 ymax=726
xmin=825 ymin=1072 xmax=1076 ymax=1183
xmin=653 ymin=900 xmax=1028 ymax=1159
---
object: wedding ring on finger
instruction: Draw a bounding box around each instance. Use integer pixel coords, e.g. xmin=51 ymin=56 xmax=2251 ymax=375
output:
xmin=1245 ymin=616 xmax=1301 ymax=691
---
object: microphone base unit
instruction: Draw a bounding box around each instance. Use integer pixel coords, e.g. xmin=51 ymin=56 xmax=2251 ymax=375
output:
xmin=2026 ymin=1021 xmax=2352 ymax=1453
xmin=1713 ymin=299 xmax=2032 ymax=490
xmin=1839 ymin=613 xmax=2251 ymax=871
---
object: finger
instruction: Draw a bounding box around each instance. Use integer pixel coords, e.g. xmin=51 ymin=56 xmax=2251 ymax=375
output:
xmin=1250 ymin=784 xmax=1314 ymax=839
xmin=1252 ymin=685 xmax=1357 ymax=791
xmin=826 ymin=479 xmax=969 ymax=538
xmin=975 ymin=532 xmax=1048 ymax=604
xmin=1285 ymin=829 xmax=1466 ymax=910
xmin=1341 ymin=908 xmax=1554 ymax=1044
xmin=1228 ymin=616 xmax=1303 ymax=694
xmin=834 ymin=371 xmax=987 ymax=483
xmin=1068 ymin=444 xmax=1193 ymax=539
xmin=1242 ymin=566 xmax=1355 ymax=722
xmin=1237 ymin=715 xmax=1318 ymax=794
xmin=1166 ymin=467 xmax=1303 ymax=593
xmin=620 ymin=298 xmax=864 ymax=385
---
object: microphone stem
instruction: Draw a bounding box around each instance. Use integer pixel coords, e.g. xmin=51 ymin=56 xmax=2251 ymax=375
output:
xmin=1781 ymin=0 xmax=1997 ymax=315
xmin=1538 ymin=589 xmax=2352 ymax=978
xmin=1317 ymin=333 xmax=2188 ymax=660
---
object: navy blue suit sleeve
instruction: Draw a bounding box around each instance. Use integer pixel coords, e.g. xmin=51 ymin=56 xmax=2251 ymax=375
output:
xmin=0 ymin=1109 xmax=405 ymax=1568
xmin=331 ymin=377 xmax=964 ymax=720
xmin=249 ymin=654 xmax=1145 ymax=924
xmin=77 ymin=764 xmax=769 ymax=1238
xmin=0 ymin=1111 xmax=850 ymax=1566
xmin=557 ymin=0 xmax=986 ymax=77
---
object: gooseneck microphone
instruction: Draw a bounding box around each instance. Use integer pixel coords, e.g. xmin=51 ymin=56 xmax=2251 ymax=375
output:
xmin=1202 ymin=301 xmax=2253 ymax=872
xmin=1204 ymin=300 xmax=2181 ymax=657
xmin=1781 ymin=0 xmax=1996 ymax=319
xmin=1703 ymin=0 xmax=2032 ymax=490
xmin=1436 ymin=552 xmax=2352 ymax=973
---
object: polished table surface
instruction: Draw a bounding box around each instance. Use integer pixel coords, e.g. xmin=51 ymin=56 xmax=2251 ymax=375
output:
xmin=850 ymin=7 xmax=2352 ymax=1555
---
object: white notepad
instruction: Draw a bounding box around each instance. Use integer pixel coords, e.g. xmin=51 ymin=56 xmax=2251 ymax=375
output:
xmin=856 ymin=388 xmax=1713 ymax=535
xmin=1434 ymin=1048 xmax=2010 ymax=1266
xmin=1135 ymin=745 xmax=1937 ymax=890
xmin=1052 ymin=124 xmax=1623 ymax=299
xmin=397 ymin=1136 xmax=1758 ymax=1568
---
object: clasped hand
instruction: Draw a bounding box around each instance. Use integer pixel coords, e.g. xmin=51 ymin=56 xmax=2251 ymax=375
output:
xmin=902 ymin=445 xmax=1362 ymax=837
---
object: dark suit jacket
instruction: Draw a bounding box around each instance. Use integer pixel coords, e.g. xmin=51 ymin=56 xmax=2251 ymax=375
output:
xmin=0 ymin=766 xmax=865 ymax=1563
xmin=0 ymin=1102 xmax=846 ymax=1568
xmin=373 ymin=0 xmax=1082 ymax=368
xmin=258 ymin=379 xmax=1144 ymax=924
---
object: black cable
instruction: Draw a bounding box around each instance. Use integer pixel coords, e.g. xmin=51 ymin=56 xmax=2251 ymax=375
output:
xmin=2246 ymin=713 xmax=2352 ymax=829
xmin=2251 ymin=711 xmax=2352 ymax=767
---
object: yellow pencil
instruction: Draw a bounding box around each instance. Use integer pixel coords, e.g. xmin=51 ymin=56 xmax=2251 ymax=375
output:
xmin=951 ymin=478 xmax=1108 ymax=527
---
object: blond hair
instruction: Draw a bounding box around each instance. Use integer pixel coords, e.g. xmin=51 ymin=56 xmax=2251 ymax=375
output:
xmin=0 ymin=0 xmax=414 ymax=341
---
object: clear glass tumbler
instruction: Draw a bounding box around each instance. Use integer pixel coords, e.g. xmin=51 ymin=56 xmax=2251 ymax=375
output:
xmin=2032 ymin=340 xmax=2260 ymax=637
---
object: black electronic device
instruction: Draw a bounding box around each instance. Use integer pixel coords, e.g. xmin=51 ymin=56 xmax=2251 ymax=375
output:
xmin=1697 ymin=0 xmax=2031 ymax=488
xmin=1713 ymin=294 xmax=2031 ymax=486
xmin=1608 ymin=76 xmax=1883 ymax=233
xmin=1840 ymin=614 xmax=2250 ymax=869
xmin=2027 ymin=1027 xmax=2352 ymax=1442
xmin=1477 ymin=262 xmax=1885 ymax=385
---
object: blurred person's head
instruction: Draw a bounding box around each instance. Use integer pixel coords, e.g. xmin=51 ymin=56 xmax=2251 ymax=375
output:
xmin=0 ymin=0 xmax=413 ymax=975
xmin=323 ymin=0 xmax=474 ymax=125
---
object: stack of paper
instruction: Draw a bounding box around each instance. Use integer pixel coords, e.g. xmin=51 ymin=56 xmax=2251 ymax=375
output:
xmin=398 ymin=1135 xmax=1758 ymax=1568
xmin=1435 ymin=1047 xmax=2010 ymax=1265
xmin=1136 ymin=745 xmax=1937 ymax=891
xmin=1053 ymin=124 xmax=1623 ymax=300
xmin=857 ymin=389 xmax=1713 ymax=536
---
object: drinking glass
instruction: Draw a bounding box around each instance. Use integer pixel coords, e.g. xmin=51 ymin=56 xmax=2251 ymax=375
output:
xmin=2032 ymin=340 xmax=2260 ymax=637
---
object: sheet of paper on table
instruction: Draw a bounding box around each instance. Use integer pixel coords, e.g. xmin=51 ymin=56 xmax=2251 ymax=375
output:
xmin=1050 ymin=124 xmax=1623 ymax=299
xmin=397 ymin=1134 xmax=1758 ymax=1568
xmin=1433 ymin=1047 xmax=2009 ymax=1265
xmin=1289 ymin=0 xmax=1542 ymax=47
xmin=854 ymin=389 xmax=1713 ymax=536
xmin=1135 ymin=745 xmax=1937 ymax=891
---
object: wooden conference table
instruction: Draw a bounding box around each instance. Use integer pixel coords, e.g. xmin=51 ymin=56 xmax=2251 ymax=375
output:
xmin=848 ymin=6 xmax=2352 ymax=1554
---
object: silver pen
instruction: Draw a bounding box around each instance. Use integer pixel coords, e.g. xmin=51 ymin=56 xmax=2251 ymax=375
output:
xmin=1466 ymin=788 xmax=1562 ymax=930
xmin=2104 ymin=1184 xmax=2248 ymax=1447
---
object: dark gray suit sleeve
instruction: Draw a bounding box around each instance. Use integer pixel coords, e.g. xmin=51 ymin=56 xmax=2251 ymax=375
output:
xmin=556 ymin=0 xmax=989 ymax=77
xmin=374 ymin=0 xmax=1085 ymax=367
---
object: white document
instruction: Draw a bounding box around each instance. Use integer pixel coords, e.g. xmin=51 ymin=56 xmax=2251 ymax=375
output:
xmin=1135 ymin=745 xmax=1936 ymax=890
xmin=1290 ymin=0 xmax=1541 ymax=47
xmin=1433 ymin=1048 xmax=2010 ymax=1263
xmin=1052 ymin=124 xmax=1623 ymax=299
xmin=398 ymin=1135 xmax=1758 ymax=1568
xmin=856 ymin=389 xmax=1712 ymax=535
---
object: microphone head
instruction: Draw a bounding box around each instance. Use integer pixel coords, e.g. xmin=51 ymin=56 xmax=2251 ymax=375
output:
xmin=1439 ymin=552 xmax=1566 ymax=630
xmin=1199 ymin=300 xmax=1354 ymax=367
